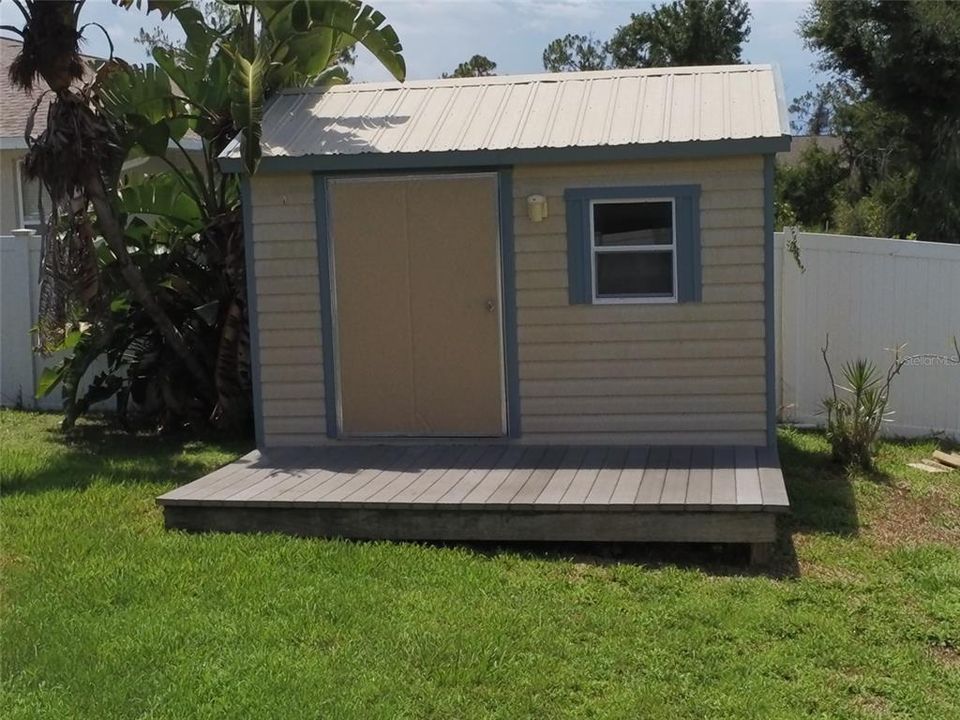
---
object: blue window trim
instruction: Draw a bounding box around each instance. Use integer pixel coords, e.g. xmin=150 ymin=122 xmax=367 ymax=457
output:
xmin=564 ymin=184 xmax=701 ymax=305
xmin=312 ymin=168 xmax=520 ymax=440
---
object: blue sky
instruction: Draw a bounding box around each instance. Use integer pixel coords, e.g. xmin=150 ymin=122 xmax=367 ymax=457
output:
xmin=2 ymin=0 xmax=823 ymax=112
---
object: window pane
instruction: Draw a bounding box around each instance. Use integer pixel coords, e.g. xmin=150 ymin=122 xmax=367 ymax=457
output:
xmin=596 ymin=250 xmax=673 ymax=297
xmin=18 ymin=163 xmax=43 ymax=226
xmin=593 ymin=201 xmax=673 ymax=247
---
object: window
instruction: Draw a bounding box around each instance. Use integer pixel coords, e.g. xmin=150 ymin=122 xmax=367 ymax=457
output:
xmin=16 ymin=159 xmax=46 ymax=228
xmin=591 ymin=199 xmax=676 ymax=301
xmin=565 ymin=185 xmax=701 ymax=305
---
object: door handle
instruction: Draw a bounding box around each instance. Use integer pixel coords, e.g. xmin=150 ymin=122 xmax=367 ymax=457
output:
xmin=485 ymin=299 xmax=496 ymax=312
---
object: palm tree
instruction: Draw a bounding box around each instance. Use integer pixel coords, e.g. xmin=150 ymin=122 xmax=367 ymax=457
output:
xmin=3 ymin=0 xmax=405 ymax=429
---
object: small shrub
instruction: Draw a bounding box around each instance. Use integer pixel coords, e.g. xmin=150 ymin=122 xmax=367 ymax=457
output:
xmin=820 ymin=337 xmax=906 ymax=470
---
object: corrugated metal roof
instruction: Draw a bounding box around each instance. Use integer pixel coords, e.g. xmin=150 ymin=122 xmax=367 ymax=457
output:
xmin=223 ymin=65 xmax=789 ymax=161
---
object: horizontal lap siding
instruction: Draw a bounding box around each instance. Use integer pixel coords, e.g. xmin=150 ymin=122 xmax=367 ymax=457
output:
xmin=250 ymin=173 xmax=326 ymax=447
xmin=513 ymin=156 xmax=767 ymax=445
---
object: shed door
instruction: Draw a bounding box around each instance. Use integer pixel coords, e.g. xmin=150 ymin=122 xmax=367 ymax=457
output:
xmin=329 ymin=174 xmax=505 ymax=436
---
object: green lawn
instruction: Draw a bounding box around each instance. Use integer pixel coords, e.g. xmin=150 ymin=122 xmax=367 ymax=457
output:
xmin=2 ymin=410 xmax=958 ymax=719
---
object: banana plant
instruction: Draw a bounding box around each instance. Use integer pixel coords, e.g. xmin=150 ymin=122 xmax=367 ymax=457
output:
xmin=126 ymin=0 xmax=406 ymax=173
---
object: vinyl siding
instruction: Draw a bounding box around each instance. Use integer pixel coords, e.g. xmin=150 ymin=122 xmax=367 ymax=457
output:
xmin=249 ymin=173 xmax=326 ymax=447
xmin=513 ymin=156 xmax=768 ymax=445
xmin=248 ymin=155 xmax=769 ymax=448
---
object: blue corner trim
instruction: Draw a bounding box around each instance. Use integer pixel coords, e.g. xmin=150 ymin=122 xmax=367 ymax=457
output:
xmin=313 ymin=174 xmax=339 ymax=439
xmin=240 ymin=177 xmax=264 ymax=450
xmin=219 ymin=136 xmax=793 ymax=175
xmin=497 ymin=169 xmax=521 ymax=439
xmin=563 ymin=184 xmax=702 ymax=304
xmin=763 ymin=154 xmax=777 ymax=447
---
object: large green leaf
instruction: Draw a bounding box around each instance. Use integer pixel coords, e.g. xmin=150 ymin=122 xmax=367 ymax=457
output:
xmin=286 ymin=1 xmax=405 ymax=81
xmin=119 ymin=176 xmax=203 ymax=230
xmin=226 ymin=50 xmax=266 ymax=174
xmin=36 ymin=362 xmax=67 ymax=399
xmin=97 ymin=62 xmax=188 ymax=157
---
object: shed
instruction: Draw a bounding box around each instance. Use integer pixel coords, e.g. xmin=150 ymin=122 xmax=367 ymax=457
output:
xmin=159 ymin=65 xmax=793 ymax=559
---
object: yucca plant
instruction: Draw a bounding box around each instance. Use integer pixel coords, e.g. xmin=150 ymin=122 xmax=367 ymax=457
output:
xmin=820 ymin=336 xmax=907 ymax=470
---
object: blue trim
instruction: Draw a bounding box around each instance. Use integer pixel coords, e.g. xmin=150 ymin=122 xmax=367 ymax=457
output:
xmin=763 ymin=154 xmax=777 ymax=447
xmin=497 ymin=169 xmax=521 ymax=439
xmin=240 ymin=178 xmax=264 ymax=449
xmin=564 ymin=195 xmax=590 ymax=304
xmin=687 ymin=190 xmax=702 ymax=302
xmin=219 ymin=136 xmax=792 ymax=174
xmin=563 ymin=184 xmax=702 ymax=304
xmin=313 ymin=174 xmax=339 ymax=439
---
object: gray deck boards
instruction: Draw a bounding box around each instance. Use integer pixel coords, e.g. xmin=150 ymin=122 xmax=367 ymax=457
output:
xmin=159 ymin=444 xmax=789 ymax=513
xmin=158 ymin=443 xmax=789 ymax=547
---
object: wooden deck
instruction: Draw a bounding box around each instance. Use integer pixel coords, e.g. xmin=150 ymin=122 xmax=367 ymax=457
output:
xmin=158 ymin=444 xmax=789 ymax=559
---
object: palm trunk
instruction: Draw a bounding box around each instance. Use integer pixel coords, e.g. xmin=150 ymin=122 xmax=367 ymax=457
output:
xmin=80 ymin=167 xmax=214 ymax=403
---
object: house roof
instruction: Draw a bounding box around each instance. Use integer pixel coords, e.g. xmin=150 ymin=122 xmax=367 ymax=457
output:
xmin=220 ymin=64 xmax=791 ymax=172
xmin=1 ymin=36 xmax=206 ymax=154
xmin=1 ymin=37 xmax=53 ymax=146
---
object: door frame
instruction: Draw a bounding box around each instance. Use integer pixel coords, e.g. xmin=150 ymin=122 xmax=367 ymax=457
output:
xmin=312 ymin=168 xmax=521 ymax=440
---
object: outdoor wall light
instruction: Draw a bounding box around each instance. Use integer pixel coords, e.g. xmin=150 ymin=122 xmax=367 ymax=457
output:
xmin=527 ymin=194 xmax=548 ymax=222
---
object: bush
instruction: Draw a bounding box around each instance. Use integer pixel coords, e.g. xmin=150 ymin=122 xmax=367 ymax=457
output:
xmin=832 ymin=172 xmax=916 ymax=238
xmin=820 ymin=338 xmax=906 ymax=470
xmin=776 ymin=145 xmax=847 ymax=231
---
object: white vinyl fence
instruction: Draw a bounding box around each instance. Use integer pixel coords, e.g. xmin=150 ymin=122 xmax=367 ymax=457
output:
xmin=0 ymin=230 xmax=107 ymax=411
xmin=0 ymin=230 xmax=49 ymax=408
xmin=776 ymin=230 xmax=960 ymax=439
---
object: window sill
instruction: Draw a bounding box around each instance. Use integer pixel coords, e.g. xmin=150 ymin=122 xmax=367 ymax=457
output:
xmin=591 ymin=295 xmax=679 ymax=305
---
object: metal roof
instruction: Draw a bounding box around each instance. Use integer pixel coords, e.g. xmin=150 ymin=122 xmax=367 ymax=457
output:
xmin=223 ymin=65 xmax=789 ymax=166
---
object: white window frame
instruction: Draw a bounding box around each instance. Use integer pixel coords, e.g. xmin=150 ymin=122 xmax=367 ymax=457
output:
xmin=15 ymin=158 xmax=42 ymax=228
xmin=588 ymin=197 xmax=679 ymax=305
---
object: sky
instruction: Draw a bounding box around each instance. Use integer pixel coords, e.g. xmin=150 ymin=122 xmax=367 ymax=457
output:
xmin=1 ymin=0 xmax=823 ymax=114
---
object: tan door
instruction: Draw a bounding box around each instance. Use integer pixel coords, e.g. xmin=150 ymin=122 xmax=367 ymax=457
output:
xmin=329 ymin=174 xmax=504 ymax=436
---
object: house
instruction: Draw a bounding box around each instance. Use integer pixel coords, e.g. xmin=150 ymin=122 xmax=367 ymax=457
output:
xmin=159 ymin=65 xmax=793 ymax=562
xmin=1 ymin=37 xmax=52 ymax=235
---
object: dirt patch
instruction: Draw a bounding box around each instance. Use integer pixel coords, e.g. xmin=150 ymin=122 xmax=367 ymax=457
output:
xmin=852 ymin=691 xmax=893 ymax=718
xmin=930 ymin=643 xmax=960 ymax=669
xmin=865 ymin=483 xmax=960 ymax=548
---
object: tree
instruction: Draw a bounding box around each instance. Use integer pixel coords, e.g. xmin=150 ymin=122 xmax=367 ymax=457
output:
xmin=2 ymin=0 xmax=213 ymax=410
xmin=134 ymin=0 xmax=236 ymax=57
xmin=134 ymin=1 xmax=357 ymax=80
xmin=441 ymin=54 xmax=496 ymax=78
xmin=2 ymin=0 xmax=406 ymax=430
xmin=801 ymin=0 xmax=960 ymax=242
xmin=789 ymin=83 xmax=845 ymax=136
xmin=607 ymin=0 xmax=751 ymax=68
xmin=541 ymin=34 xmax=608 ymax=73
xmin=776 ymin=145 xmax=847 ymax=231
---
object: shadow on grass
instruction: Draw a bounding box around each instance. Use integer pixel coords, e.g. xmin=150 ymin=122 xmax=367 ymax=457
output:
xmin=426 ymin=538 xmax=802 ymax=579
xmin=1 ymin=417 xmax=249 ymax=497
xmin=419 ymin=430 xmax=880 ymax=578
xmin=777 ymin=428 xmax=870 ymax=539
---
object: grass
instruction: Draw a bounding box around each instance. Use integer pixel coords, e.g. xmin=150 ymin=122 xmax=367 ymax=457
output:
xmin=2 ymin=410 xmax=958 ymax=719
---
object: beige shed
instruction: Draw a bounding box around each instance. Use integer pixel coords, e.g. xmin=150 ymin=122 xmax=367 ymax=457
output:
xmin=158 ymin=65 xmax=792 ymax=559
xmin=223 ymin=65 xmax=790 ymax=449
